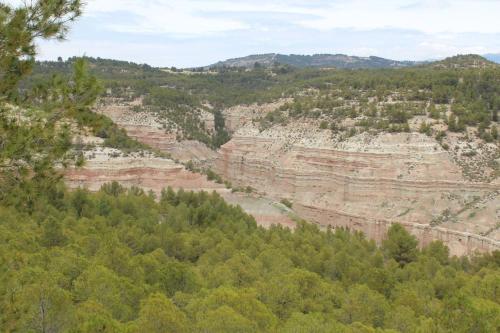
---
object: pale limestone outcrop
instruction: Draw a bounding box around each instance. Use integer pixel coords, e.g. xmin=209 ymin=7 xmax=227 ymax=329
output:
xmin=222 ymin=100 xmax=290 ymax=133
xmin=97 ymin=103 xmax=178 ymax=149
xmin=166 ymin=140 xmax=219 ymax=164
xmin=65 ymin=149 xmax=222 ymax=193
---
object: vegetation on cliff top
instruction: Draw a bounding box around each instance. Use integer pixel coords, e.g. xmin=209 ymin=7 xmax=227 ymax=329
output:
xmin=32 ymin=54 xmax=500 ymax=149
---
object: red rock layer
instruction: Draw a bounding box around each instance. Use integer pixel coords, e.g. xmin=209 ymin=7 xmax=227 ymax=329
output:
xmin=215 ymin=131 xmax=500 ymax=256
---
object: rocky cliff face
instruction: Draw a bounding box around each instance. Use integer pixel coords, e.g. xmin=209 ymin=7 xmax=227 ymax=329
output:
xmin=76 ymin=100 xmax=499 ymax=256
xmin=64 ymin=147 xmax=295 ymax=228
xmin=65 ymin=149 xmax=223 ymax=193
xmin=215 ymin=124 xmax=500 ymax=256
xmin=222 ymin=100 xmax=289 ymax=133
xmin=98 ymin=102 xmax=178 ymax=149
xmin=98 ymin=102 xmax=217 ymax=165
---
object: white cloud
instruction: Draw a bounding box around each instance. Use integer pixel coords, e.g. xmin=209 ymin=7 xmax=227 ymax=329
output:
xmin=417 ymin=40 xmax=489 ymax=59
xmin=84 ymin=0 xmax=248 ymax=35
xmin=81 ymin=0 xmax=500 ymax=35
xmin=296 ymin=0 xmax=500 ymax=34
xmin=6 ymin=0 xmax=500 ymax=35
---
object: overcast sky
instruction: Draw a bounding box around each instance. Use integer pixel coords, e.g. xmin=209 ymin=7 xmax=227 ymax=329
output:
xmin=6 ymin=0 xmax=500 ymax=67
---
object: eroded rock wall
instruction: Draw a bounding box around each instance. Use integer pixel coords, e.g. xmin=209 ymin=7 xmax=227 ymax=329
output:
xmin=65 ymin=149 xmax=223 ymax=193
xmin=97 ymin=103 xmax=217 ymax=164
xmin=64 ymin=148 xmax=296 ymax=228
xmin=88 ymin=99 xmax=499 ymax=255
xmin=215 ymin=125 xmax=500 ymax=256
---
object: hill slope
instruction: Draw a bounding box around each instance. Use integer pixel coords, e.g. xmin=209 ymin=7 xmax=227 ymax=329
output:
xmin=431 ymin=54 xmax=498 ymax=69
xmin=208 ymin=53 xmax=420 ymax=69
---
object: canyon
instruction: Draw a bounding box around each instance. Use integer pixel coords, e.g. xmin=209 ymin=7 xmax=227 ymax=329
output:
xmin=216 ymin=123 xmax=500 ymax=256
xmin=65 ymin=101 xmax=500 ymax=256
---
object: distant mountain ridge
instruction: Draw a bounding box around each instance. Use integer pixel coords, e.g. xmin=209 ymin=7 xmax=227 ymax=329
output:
xmin=431 ymin=54 xmax=498 ymax=69
xmin=484 ymin=53 xmax=500 ymax=64
xmin=207 ymin=53 xmax=422 ymax=69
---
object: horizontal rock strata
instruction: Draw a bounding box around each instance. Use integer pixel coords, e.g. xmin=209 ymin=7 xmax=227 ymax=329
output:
xmin=215 ymin=127 xmax=500 ymax=256
xmin=98 ymin=103 xmax=215 ymax=164
xmin=65 ymin=150 xmax=223 ymax=193
xmin=87 ymin=101 xmax=499 ymax=255
xmin=64 ymin=149 xmax=295 ymax=228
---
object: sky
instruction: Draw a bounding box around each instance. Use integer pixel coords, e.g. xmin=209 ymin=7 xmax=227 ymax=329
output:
xmin=6 ymin=0 xmax=500 ymax=67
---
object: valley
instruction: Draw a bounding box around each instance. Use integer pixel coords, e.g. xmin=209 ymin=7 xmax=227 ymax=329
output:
xmin=3 ymin=2 xmax=500 ymax=331
xmin=61 ymin=56 xmax=500 ymax=255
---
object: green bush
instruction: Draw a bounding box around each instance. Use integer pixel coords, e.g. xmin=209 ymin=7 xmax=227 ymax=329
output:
xmin=280 ymin=198 xmax=293 ymax=209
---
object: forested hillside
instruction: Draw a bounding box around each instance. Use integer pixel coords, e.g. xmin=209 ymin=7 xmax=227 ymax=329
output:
xmin=208 ymin=53 xmax=420 ymax=69
xmin=1 ymin=183 xmax=499 ymax=332
xmin=1 ymin=1 xmax=500 ymax=333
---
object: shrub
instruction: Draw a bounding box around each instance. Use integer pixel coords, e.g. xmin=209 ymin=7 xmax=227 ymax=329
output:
xmin=280 ymin=198 xmax=293 ymax=209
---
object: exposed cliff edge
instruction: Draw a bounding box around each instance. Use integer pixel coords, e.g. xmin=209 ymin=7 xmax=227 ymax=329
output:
xmin=215 ymin=124 xmax=500 ymax=256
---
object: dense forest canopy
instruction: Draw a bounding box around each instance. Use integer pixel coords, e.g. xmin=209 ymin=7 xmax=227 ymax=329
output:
xmin=1 ymin=1 xmax=499 ymax=333
xmin=1 ymin=184 xmax=500 ymax=332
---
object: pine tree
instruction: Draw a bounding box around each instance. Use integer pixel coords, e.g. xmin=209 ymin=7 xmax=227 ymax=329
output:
xmin=0 ymin=1 xmax=82 ymax=98
xmin=383 ymin=224 xmax=418 ymax=266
